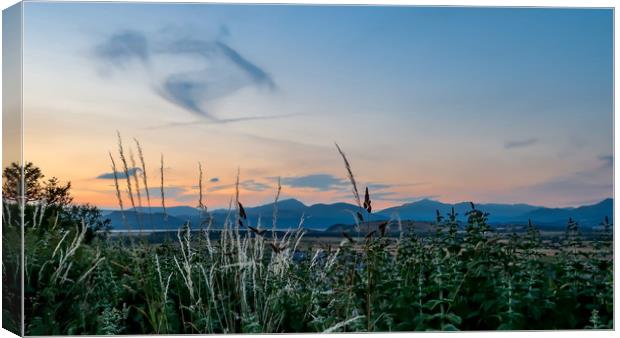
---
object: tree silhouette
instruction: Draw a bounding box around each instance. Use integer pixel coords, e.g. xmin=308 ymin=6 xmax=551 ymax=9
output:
xmin=2 ymin=162 xmax=72 ymax=207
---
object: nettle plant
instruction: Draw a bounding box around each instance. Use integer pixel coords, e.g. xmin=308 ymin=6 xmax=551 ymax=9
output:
xmin=2 ymin=138 xmax=613 ymax=334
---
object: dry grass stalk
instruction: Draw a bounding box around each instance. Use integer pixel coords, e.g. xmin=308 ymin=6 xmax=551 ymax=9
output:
xmin=234 ymin=167 xmax=241 ymax=229
xmin=160 ymin=153 xmax=167 ymax=222
xmin=134 ymin=138 xmax=154 ymax=226
xmin=198 ymin=162 xmax=205 ymax=213
xmin=334 ymin=142 xmax=362 ymax=209
xmin=272 ymin=177 xmax=281 ymax=239
xmin=323 ymin=315 xmax=365 ymax=333
xmin=117 ymin=132 xmax=137 ymax=223
xmin=129 ymin=150 xmax=143 ymax=210
xmin=234 ymin=168 xmax=242 ymax=250
xmin=50 ymin=221 xmax=88 ymax=284
xmin=109 ymin=151 xmax=127 ymax=228
xmin=130 ymin=149 xmax=144 ymax=233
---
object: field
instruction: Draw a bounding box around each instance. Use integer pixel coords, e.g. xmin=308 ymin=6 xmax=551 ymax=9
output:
xmin=1 ymin=142 xmax=614 ymax=334
xmin=4 ymin=3 xmax=614 ymax=335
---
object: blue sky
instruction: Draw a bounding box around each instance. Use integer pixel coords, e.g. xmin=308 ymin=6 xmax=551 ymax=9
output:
xmin=21 ymin=3 xmax=613 ymax=208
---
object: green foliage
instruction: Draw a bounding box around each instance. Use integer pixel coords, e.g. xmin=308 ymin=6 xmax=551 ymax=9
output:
xmin=1 ymin=162 xmax=613 ymax=333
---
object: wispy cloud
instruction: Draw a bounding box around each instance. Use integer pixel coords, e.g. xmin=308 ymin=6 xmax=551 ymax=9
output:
xmin=574 ymin=155 xmax=614 ymax=178
xmin=271 ymin=173 xmax=428 ymax=197
xmin=145 ymin=186 xmax=188 ymax=198
xmin=208 ymin=179 xmax=271 ymax=192
xmin=334 ymin=190 xmax=439 ymax=204
xmin=504 ymin=138 xmax=539 ymax=149
xmin=598 ymin=155 xmax=613 ymax=169
xmin=510 ymin=155 xmax=612 ymax=206
xmin=366 ymin=183 xmax=392 ymax=190
xmin=275 ymin=174 xmax=349 ymax=191
xmin=210 ymin=177 xmax=220 ymax=183
xmin=93 ymin=30 xmax=149 ymax=68
xmin=93 ymin=27 xmax=276 ymax=121
xmin=273 ymin=174 xmax=409 ymax=194
xmin=520 ymin=176 xmax=610 ymax=202
xmin=335 ymin=187 xmax=438 ymax=203
xmin=97 ymin=167 xmax=141 ymax=179
xmin=215 ymin=41 xmax=275 ymax=89
xmin=143 ymin=113 xmax=298 ymax=130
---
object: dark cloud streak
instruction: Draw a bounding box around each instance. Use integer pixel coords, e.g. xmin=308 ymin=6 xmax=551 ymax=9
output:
xmin=93 ymin=30 xmax=149 ymax=67
xmin=504 ymin=138 xmax=539 ymax=149
xmin=97 ymin=167 xmax=141 ymax=179
xmin=215 ymin=41 xmax=275 ymax=89
xmin=598 ymin=155 xmax=613 ymax=169
xmin=143 ymin=113 xmax=299 ymax=130
xmin=93 ymin=28 xmax=276 ymax=122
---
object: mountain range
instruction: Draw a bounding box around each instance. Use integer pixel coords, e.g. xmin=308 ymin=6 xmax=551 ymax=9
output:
xmin=101 ymin=198 xmax=613 ymax=231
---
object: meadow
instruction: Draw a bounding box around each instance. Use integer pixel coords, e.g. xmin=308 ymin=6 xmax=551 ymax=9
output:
xmin=1 ymin=138 xmax=614 ymax=334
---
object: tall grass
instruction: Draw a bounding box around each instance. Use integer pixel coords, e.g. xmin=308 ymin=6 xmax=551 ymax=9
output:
xmin=134 ymin=138 xmax=153 ymax=227
xmin=116 ymin=132 xmax=137 ymax=220
xmin=108 ymin=152 xmax=127 ymax=229
xmin=160 ymin=153 xmax=167 ymax=222
xmin=3 ymin=139 xmax=613 ymax=335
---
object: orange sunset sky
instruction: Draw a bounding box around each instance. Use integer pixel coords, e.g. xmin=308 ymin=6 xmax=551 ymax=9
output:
xmin=14 ymin=4 xmax=613 ymax=210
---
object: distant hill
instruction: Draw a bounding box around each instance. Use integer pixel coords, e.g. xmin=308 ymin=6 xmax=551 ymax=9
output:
xmin=103 ymin=198 xmax=612 ymax=231
xmin=243 ymin=198 xmax=307 ymax=214
xmin=377 ymin=199 xmax=539 ymax=224
xmin=377 ymin=198 xmax=612 ymax=228
xmin=130 ymin=206 xmax=202 ymax=218
xmin=520 ymin=198 xmax=612 ymax=227
xmin=105 ymin=211 xmax=187 ymax=230
xmin=208 ymin=199 xmax=388 ymax=230
xmin=101 ymin=206 xmax=201 ymax=218
xmin=104 ymin=198 xmax=387 ymax=231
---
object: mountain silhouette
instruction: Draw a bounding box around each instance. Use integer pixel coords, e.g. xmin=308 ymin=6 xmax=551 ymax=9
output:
xmin=103 ymin=198 xmax=613 ymax=231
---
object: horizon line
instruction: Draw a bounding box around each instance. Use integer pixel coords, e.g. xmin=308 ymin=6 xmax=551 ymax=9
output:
xmin=96 ymin=196 xmax=614 ymax=212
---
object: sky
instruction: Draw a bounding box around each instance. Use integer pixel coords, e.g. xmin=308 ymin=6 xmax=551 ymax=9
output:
xmin=18 ymin=3 xmax=613 ymax=210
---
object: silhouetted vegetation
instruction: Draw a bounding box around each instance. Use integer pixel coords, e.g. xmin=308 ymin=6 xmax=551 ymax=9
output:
xmin=1 ymin=142 xmax=613 ymax=334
